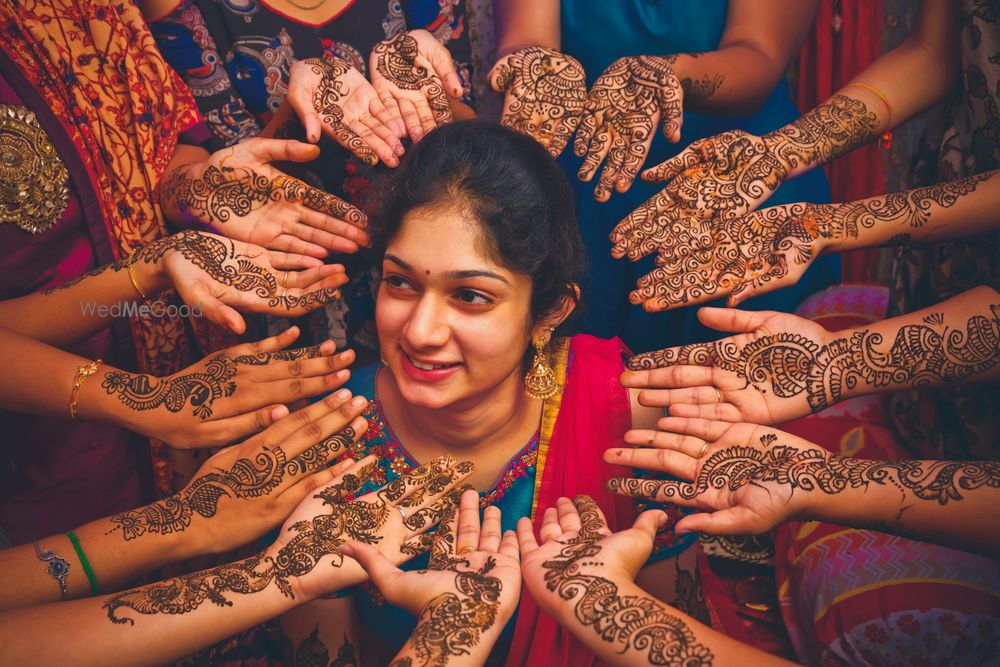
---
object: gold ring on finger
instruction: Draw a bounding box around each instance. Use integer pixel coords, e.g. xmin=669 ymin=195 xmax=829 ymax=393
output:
xmin=359 ymin=113 xmax=373 ymax=123
xmin=457 ymin=546 xmax=477 ymax=555
xmin=281 ymin=270 xmax=289 ymax=288
xmin=396 ymin=506 xmax=408 ymax=521
xmin=714 ymin=388 xmax=723 ymax=403
xmin=697 ymin=442 xmax=710 ymax=458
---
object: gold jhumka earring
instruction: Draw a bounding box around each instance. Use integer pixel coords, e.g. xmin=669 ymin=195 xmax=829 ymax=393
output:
xmin=524 ymin=334 xmax=558 ymax=400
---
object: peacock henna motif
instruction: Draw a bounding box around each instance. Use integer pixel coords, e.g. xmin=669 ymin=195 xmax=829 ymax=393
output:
xmin=372 ymin=33 xmax=451 ymax=123
xmin=294 ymin=627 xmax=359 ymax=667
xmin=307 ymin=57 xmax=378 ymax=165
xmin=492 ymin=46 xmax=587 ymax=156
xmin=540 ymin=496 xmax=713 ymax=666
xmin=575 ymin=56 xmax=684 ymax=200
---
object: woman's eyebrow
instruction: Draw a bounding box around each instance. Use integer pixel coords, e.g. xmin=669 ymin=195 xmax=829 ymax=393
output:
xmin=448 ymin=269 xmax=511 ymax=285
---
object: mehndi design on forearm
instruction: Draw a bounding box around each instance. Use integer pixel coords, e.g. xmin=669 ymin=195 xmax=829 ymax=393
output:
xmin=101 ymin=354 xmax=237 ymax=419
xmin=107 ymin=428 xmax=360 ymax=541
xmin=104 ymin=461 xmax=375 ymax=624
xmin=161 ymin=162 xmax=365 ymax=228
xmin=763 ymin=94 xmax=880 ymax=170
xmin=308 ymin=57 xmax=378 ymax=165
xmin=608 ymin=435 xmax=1000 ymax=505
xmin=232 ymin=344 xmax=326 ymax=366
xmin=372 ymin=33 xmax=451 ymax=121
xmin=629 ymin=305 xmax=1000 ymax=412
xmin=541 ymin=496 xmax=713 ymax=666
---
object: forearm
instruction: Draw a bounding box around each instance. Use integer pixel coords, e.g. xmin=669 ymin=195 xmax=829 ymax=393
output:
xmin=0 ymin=553 xmax=312 ymax=667
xmin=762 ymin=0 xmax=960 ymax=178
xmin=391 ymin=600 xmax=513 ymax=667
xmin=0 ymin=252 xmax=170 ymax=347
xmin=493 ymin=0 xmax=559 ymax=57
xmin=808 ymin=286 xmax=1000 ymax=410
xmin=159 ymin=143 xmax=211 ymax=229
xmin=550 ymin=578 xmax=791 ymax=666
xmin=822 ymin=170 xmax=1000 ymax=252
xmin=803 ymin=458 xmax=1000 ymax=557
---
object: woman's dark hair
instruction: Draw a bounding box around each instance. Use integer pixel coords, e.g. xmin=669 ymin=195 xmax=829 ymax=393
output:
xmin=370 ymin=119 xmax=585 ymax=332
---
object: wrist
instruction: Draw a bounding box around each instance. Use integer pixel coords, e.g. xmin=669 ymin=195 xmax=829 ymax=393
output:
xmin=760 ymin=131 xmax=800 ymax=177
xmin=132 ymin=254 xmax=171 ymax=299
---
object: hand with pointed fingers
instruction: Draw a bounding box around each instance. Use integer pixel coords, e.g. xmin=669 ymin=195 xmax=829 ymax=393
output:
xmin=517 ymin=495 xmax=667 ymax=618
xmin=160 ymin=137 xmax=368 ymax=258
xmin=370 ymin=30 xmax=463 ymax=144
xmin=279 ymin=455 xmax=477 ymax=599
xmin=623 ymin=307 xmax=833 ymax=425
xmin=144 ymin=230 xmax=347 ymax=334
xmin=103 ymin=326 xmax=357 ymax=449
xmin=344 ymin=490 xmax=521 ymax=665
xmin=628 ymin=203 xmax=835 ymax=312
xmin=488 ymin=46 xmax=587 ymax=158
xmin=610 ymin=129 xmax=790 ymax=261
xmin=575 ymin=56 xmax=684 ymax=202
xmin=286 ymin=56 xmax=404 ymax=167
xmin=606 ymin=420 xmax=834 ymax=536
xmin=106 ymin=391 xmax=371 ymax=557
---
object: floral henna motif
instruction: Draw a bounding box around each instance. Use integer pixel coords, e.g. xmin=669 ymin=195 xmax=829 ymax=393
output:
xmin=492 ymin=46 xmax=587 ymax=155
xmin=372 ymin=33 xmax=451 ymax=122
xmin=295 ymin=628 xmax=359 ymax=667
xmin=393 ymin=558 xmax=503 ymax=667
xmin=107 ymin=430 xmax=362 ymax=541
xmin=232 ymin=344 xmax=326 ymax=366
xmin=104 ymin=463 xmax=379 ymax=623
xmin=765 ymin=94 xmax=880 ymax=171
xmin=101 ymin=354 xmax=238 ymax=420
xmin=541 ymin=496 xmax=713 ymax=666
xmin=576 ymin=56 xmax=683 ymax=200
xmin=608 ymin=437 xmax=1000 ymax=506
xmin=308 ymin=57 xmax=377 ymax=165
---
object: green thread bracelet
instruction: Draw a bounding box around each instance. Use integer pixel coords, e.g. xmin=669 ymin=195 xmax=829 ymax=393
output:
xmin=66 ymin=530 xmax=100 ymax=596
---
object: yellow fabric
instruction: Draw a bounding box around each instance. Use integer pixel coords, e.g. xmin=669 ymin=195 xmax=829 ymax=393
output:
xmin=530 ymin=337 xmax=570 ymax=519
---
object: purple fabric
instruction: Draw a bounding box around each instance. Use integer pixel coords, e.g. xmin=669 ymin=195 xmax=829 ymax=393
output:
xmin=0 ymin=63 xmax=143 ymax=544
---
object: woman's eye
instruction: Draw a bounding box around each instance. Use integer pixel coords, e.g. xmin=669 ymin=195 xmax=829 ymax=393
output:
xmin=455 ymin=289 xmax=492 ymax=305
xmin=383 ymin=275 xmax=413 ymax=290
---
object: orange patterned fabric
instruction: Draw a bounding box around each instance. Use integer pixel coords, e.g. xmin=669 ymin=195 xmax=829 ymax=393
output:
xmin=0 ymin=0 xmax=204 ymax=495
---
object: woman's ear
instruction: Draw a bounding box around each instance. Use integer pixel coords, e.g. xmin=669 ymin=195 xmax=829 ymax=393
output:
xmin=534 ymin=284 xmax=580 ymax=341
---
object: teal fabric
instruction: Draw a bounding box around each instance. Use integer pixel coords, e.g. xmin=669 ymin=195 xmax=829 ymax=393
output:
xmin=558 ymin=0 xmax=839 ymax=352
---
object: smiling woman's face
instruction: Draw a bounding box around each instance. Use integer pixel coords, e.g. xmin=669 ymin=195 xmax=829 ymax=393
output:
xmin=376 ymin=204 xmax=536 ymax=411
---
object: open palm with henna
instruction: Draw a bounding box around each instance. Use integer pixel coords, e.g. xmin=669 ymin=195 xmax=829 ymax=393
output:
xmin=610 ymin=130 xmax=790 ymax=261
xmin=575 ymin=56 xmax=684 ymax=202
xmin=623 ymin=307 xmax=833 ymax=425
xmin=489 ymin=46 xmax=587 ymax=158
xmin=370 ymin=30 xmax=463 ymax=143
xmin=285 ymin=56 xmax=403 ymax=167
xmin=345 ymin=490 xmax=522 ymax=666
xmin=160 ymin=137 xmax=368 ymax=258
xmin=629 ymin=203 xmax=835 ymax=312
xmin=146 ymin=230 xmax=348 ymax=334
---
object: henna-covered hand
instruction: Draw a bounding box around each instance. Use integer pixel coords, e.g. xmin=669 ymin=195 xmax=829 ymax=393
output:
xmin=286 ymin=56 xmax=404 ymax=166
xmin=101 ymin=327 xmax=356 ymax=449
xmin=606 ymin=420 xmax=1000 ymax=537
xmin=575 ymin=56 xmax=684 ymax=202
xmin=518 ymin=496 xmax=714 ymax=666
xmin=370 ymin=30 xmax=463 ymax=143
xmin=106 ymin=390 xmax=370 ymax=554
xmin=142 ymin=230 xmax=347 ymax=334
xmin=629 ymin=203 xmax=835 ymax=311
xmin=345 ymin=490 xmax=521 ymax=666
xmin=160 ymin=138 xmax=368 ymax=257
xmin=611 ymin=95 xmax=881 ymax=261
xmin=488 ymin=46 xmax=587 ymax=158
xmin=103 ymin=455 xmax=476 ymax=625
xmin=624 ymin=303 xmax=1000 ymax=425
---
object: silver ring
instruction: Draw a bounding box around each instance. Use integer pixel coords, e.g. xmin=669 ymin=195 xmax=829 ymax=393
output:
xmin=697 ymin=442 xmax=709 ymax=458
xmin=714 ymin=388 xmax=723 ymax=403
xmin=396 ymin=506 xmax=407 ymax=521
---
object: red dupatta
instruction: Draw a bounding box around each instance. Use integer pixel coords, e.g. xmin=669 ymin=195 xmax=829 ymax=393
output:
xmin=505 ymin=334 xmax=636 ymax=667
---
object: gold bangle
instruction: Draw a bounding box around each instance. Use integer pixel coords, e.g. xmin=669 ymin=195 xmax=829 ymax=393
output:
xmin=126 ymin=255 xmax=148 ymax=302
xmin=69 ymin=359 xmax=103 ymax=421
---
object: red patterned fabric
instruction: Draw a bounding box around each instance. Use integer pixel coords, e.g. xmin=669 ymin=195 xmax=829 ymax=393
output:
xmin=796 ymin=0 xmax=885 ymax=282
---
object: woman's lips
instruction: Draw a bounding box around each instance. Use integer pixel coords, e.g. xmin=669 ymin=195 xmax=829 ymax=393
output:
xmin=399 ymin=351 xmax=462 ymax=382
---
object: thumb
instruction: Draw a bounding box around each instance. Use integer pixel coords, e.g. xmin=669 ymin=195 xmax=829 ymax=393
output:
xmin=425 ymin=41 xmax=463 ymax=98
xmin=675 ymin=508 xmax=752 ymax=536
xmin=245 ymin=137 xmax=321 ymax=164
xmin=183 ymin=280 xmax=246 ymax=334
xmin=488 ymin=57 xmax=513 ymax=93
xmin=341 ymin=541 xmax=403 ymax=592
xmin=632 ymin=509 xmax=668 ymax=540
xmin=696 ymin=306 xmax=776 ymax=334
